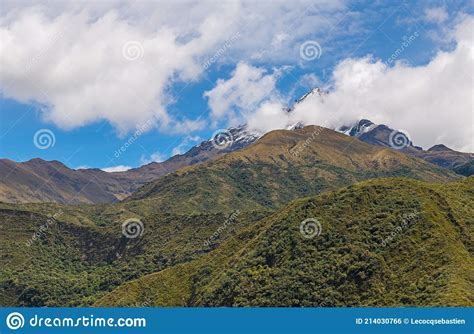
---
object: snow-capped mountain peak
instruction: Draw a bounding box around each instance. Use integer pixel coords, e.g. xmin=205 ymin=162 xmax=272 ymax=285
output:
xmin=195 ymin=124 xmax=260 ymax=151
xmin=295 ymin=87 xmax=324 ymax=105
xmin=192 ymin=88 xmax=325 ymax=156
xmin=336 ymin=119 xmax=378 ymax=137
xmin=226 ymin=124 xmax=261 ymax=147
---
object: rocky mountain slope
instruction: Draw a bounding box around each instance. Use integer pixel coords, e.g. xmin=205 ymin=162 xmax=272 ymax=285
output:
xmin=337 ymin=119 xmax=473 ymax=176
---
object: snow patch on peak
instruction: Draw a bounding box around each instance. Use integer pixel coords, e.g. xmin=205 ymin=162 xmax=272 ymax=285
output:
xmin=286 ymin=121 xmax=305 ymax=130
xmin=295 ymin=87 xmax=325 ymax=105
xmin=228 ymin=124 xmax=261 ymax=145
xmin=336 ymin=119 xmax=377 ymax=137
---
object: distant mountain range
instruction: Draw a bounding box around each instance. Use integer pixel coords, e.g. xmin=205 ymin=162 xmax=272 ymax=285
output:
xmin=0 ymin=125 xmax=258 ymax=204
xmin=1 ymin=123 xmax=460 ymax=209
xmin=0 ymin=89 xmax=472 ymax=205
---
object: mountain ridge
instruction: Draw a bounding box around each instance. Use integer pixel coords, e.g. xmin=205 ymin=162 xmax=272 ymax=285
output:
xmin=0 ymin=89 xmax=471 ymax=204
xmin=337 ymin=119 xmax=473 ymax=176
xmin=124 ymin=125 xmax=458 ymax=214
xmin=0 ymin=125 xmax=259 ymax=204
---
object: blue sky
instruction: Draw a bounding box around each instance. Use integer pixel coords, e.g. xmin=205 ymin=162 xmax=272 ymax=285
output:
xmin=0 ymin=0 xmax=472 ymax=170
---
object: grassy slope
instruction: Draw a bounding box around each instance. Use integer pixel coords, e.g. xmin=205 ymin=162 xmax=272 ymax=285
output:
xmin=125 ymin=126 xmax=457 ymax=214
xmin=96 ymin=177 xmax=474 ymax=307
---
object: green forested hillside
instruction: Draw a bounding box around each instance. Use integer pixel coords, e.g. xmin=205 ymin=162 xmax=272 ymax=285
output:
xmin=0 ymin=205 xmax=267 ymax=306
xmin=96 ymin=177 xmax=474 ymax=307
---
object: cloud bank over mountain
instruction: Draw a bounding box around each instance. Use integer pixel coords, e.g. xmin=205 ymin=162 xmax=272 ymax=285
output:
xmin=206 ymin=16 xmax=474 ymax=152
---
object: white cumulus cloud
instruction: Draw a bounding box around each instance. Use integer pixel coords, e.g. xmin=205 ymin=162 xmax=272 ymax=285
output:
xmin=204 ymin=62 xmax=283 ymax=125
xmin=101 ymin=165 xmax=132 ymax=172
